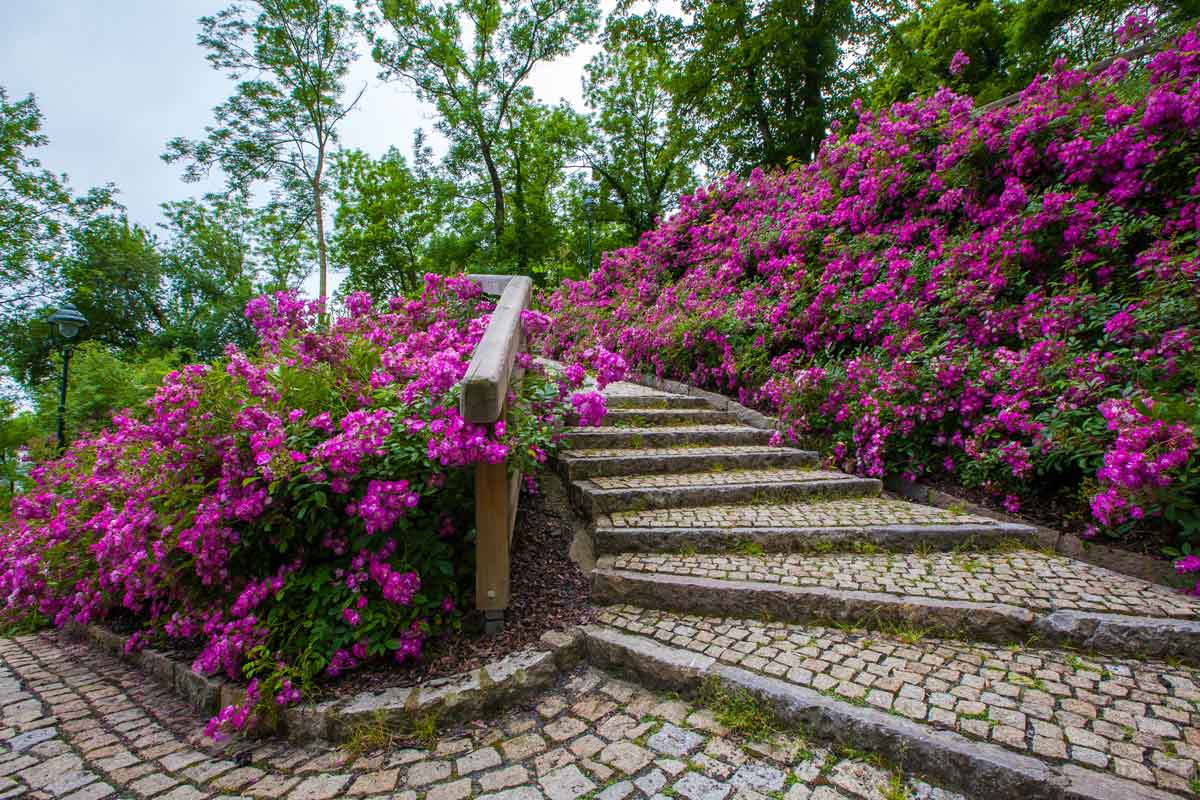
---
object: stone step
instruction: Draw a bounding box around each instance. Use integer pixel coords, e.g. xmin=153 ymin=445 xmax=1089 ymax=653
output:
xmin=557 ymin=444 xmax=819 ymax=481
xmin=564 ymin=424 xmax=774 ymax=450
xmin=571 ymin=469 xmax=881 ymax=516
xmin=602 ymin=393 xmax=711 ymax=410
xmin=590 ymin=550 xmax=1200 ymax=664
xmin=600 ymin=408 xmax=738 ymax=426
xmin=591 ymin=496 xmax=1037 ymax=554
xmin=586 ymin=607 xmax=1200 ymax=800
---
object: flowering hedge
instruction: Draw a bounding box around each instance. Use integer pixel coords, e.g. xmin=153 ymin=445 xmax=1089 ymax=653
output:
xmin=542 ymin=26 xmax=1200 ymax=581
xmin=0 ymin=274 xmax=611 ymax=737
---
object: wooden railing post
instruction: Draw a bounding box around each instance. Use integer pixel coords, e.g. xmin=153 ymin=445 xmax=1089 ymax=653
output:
xmin=460 ymin=275 xmax=533 ymax=633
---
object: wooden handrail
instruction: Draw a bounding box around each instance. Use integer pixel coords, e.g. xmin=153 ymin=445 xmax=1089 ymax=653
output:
xmin=462 ymin=274 xmax=533 ymax=632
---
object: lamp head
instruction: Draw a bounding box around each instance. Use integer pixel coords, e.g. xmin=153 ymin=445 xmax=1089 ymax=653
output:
xmin=49 ymin=303 xmax=89 ymax=340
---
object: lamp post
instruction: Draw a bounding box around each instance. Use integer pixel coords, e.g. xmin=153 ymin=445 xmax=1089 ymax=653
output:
xmin=48 ymin=303 xmax=88 ymax=453
xmin=582 ymin=194 xmax=596 ymax=273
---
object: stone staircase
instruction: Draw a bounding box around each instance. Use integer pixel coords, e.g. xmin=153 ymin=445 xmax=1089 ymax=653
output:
xmin=560 ymin=381 xmax=1200 ymax=800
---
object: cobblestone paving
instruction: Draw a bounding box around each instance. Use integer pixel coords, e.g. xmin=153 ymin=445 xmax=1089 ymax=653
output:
xmin=605 ymin=551 xmax=1200 ymax=618
xmin=587 ymin=469 xmax=846 ymax=491
xmin=595 ymin=382 xmax=681 ymax=398
xmin=597 ymin=499 xmax=997 ymax=530
xmin=600 ymin=606 xmax=1200 ymax=796
xmin=0 ymin=633 xmax=966 ymax=800
xmin=571 ymin=424 xmax=764 ymax=435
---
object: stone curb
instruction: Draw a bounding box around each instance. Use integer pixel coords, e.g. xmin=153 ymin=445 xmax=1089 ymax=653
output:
xmin=64 ymin=622 xmax=588 ymax=744
xmin=571 ymin=475 xmax=882 ymax=516
xmin=558 ymin=447 xmax=818 ymax=481
xmin=565 ymin=426 xmax=774 ymax=449
xmin=591 ymin=521 xmax=1038 ymax=555
xmin=590 ymin=565 xmax=1200 ymax=665
xmin=884 ymin=475 xmax=1186 ymax=590
xmin=580 ymin=625 xmax=1183 ymax=800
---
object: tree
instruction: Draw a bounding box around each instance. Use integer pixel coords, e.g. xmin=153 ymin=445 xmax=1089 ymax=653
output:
xmin=869 ymin=0 xmax=1200 ymax=106
xmin=0 ymin=87 xmax=111 ymax=324
xmin=580 ymin=25 xmax=700 ymax=238
xmin=164 ymin=0 xmax=362 ymax=312
xmin=331 ymin=146 xmax=445 ymax=298
xmin=363 ymin=0 xmax=600 ymax=261
xmin=498 ymin=101 xmax=587 ymax=276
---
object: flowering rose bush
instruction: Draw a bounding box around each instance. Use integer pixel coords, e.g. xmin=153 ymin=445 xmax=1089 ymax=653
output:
xmin=541 ymin=27 xmax=1200 ymax=560
xmin=0 ymin=273 xmax=611 ymax=737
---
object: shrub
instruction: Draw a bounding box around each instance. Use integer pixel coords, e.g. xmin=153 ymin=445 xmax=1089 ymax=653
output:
xmin=541 ymin=26 xmax=1200 ymax=559
xmin=0 ymin=274 xmax=613 ymax=737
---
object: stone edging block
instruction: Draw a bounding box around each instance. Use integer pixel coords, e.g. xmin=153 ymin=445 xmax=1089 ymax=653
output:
xmin=63 ymin=621 xmax=587 ymax=744
xmin=590 ymin=565 xmax=1200 ymax=665
xmin=579 ymin=625 xmax=1183 ymax=800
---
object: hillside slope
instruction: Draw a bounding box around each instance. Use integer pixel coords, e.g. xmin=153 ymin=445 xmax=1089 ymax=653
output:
xmin=543 ymin=28 xmax=1200 ymax=551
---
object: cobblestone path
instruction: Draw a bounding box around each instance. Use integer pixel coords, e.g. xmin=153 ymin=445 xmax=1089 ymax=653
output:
xmin=0 ymin=633 xmax=961 ymax=800
xmin=562 ymin=382 xmax=1200 ymax=798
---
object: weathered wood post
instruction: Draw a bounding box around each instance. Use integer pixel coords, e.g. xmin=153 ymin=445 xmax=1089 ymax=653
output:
xmin=460 ymin=275 xmax=533 ymax=633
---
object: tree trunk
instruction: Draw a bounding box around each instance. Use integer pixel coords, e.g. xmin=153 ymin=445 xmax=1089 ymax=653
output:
xmin=313 ymin=153 xmax=329 ymax=326
xmin=480 ymin=140 xmax=505 ymax=256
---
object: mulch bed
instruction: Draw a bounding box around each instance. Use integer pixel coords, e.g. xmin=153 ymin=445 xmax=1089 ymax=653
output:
xmin=914 ymin=474 xmax=1177 ymax=562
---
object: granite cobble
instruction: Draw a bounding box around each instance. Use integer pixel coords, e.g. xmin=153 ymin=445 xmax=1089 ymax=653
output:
xmin=587 ymin=469 xmax=847 ymax=491
xmin=599 ymin=605 xmax=1200 ymax=796
xmin=0 ymin=631 xmax=966 ymax=800
xmin=598 ymin=498 xmax=998 ymax=530
xmin=606 ymin=550 xmax=1200 ymax=618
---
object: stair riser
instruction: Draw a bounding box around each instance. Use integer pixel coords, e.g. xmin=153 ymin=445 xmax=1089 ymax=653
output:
xmin=604 ymin=395 xmax=711 ymax=410
xmin=590 ymin=569 xmax=1200 ymax=665
xmin=575 ymin=477 xmax=882 ymax=516
xmin=582 ymin=627 xmax=1144 ymax=800
xmin=564 ymin=429 xmax=774 ymax=449
xmin=559 ymin=449 xmax=818 ymax=481
xmin=600 ymin=409 xmax=737 ymax=426
xmin=591 ymin=523 xmax=1037 ymax=555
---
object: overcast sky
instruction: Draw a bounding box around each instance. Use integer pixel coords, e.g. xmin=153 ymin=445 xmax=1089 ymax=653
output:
xmin=0 ymin=0 xmax=605 ymax=295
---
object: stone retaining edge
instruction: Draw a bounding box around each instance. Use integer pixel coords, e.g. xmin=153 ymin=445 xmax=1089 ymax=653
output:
xmin=63 ymin=622 xmax=587 ymax=744
xmin=580 ymin=625 xmax=1182 ymax=800
xmin=622 ymin=373 xmax=1183 ymax=592
xmin=590 ymin=566 xmax=1200 ymax=665
xmin=591 ymin=521 xmax=1037 ymax=554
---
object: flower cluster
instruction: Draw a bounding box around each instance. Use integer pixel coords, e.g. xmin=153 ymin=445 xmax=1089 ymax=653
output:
xmin=540 ymin=28 xmax=1200 ymax=556
xmin=0 ymin=273 xmax=599 ymax=740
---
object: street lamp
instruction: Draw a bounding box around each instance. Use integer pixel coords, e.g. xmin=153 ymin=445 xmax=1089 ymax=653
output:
xmin=48 ymin=302 xmax=88 ymax=453
xmin=582 ymin=194 xmax=597 ymax=273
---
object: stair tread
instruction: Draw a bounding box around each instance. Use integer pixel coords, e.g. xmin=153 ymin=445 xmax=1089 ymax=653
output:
xmin=600 ymin=381 xmax=690 ymax=399
xmin=600 ymin=549 xmax=1200 ymax=619
xmin=597 ymin=496 xmax=1004 ymax=529
xmin=596 ymin=605 xmax=1200 ymax=798
xmin=568 ymin=423 xmax=760 ymax=434
xmin=580 ymin=468 xmax=855 ymax=491
xmin=563 ymin=444 xmax=811 ymax=459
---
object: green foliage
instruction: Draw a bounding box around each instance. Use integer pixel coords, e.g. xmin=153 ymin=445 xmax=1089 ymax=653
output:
xmin=869 ymin=0 xmax=1200 ymax=106
xmin=365 ymin=0 xmax=600 ymax=262
xmin=581 ymin=21 xmax=700 ymax=237
xmin=32 ymin=342 xmax=176 ymax=443
xmin=164 ymin=0 xmax=361 ymax=304
xmin=332 ymin=146 xmax=448 ymax=298
xmin=0 ymin=87 xmax=113 ymax=326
